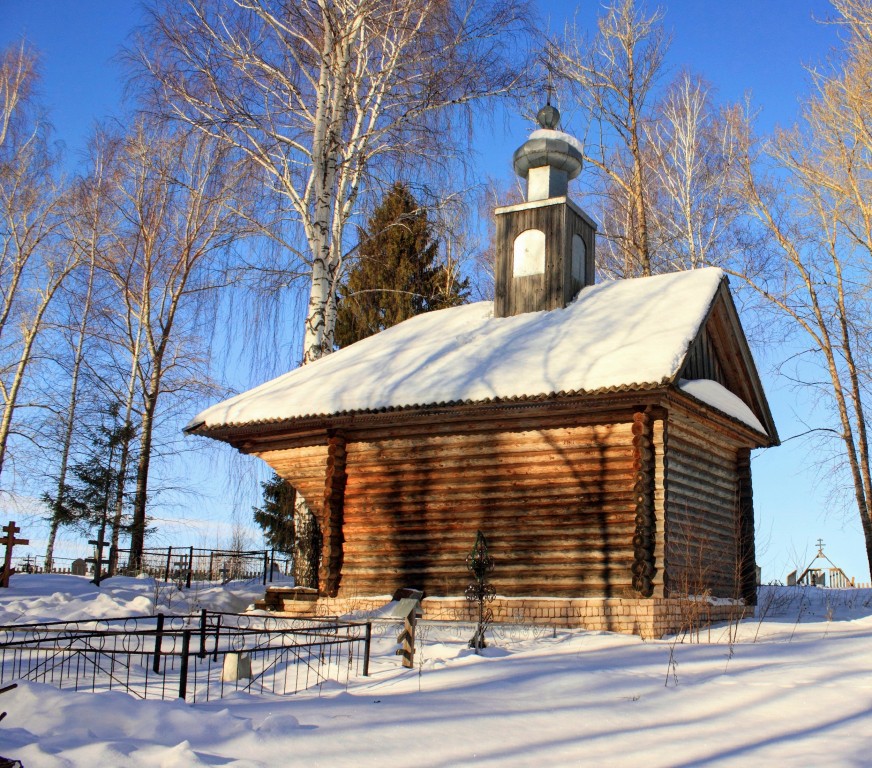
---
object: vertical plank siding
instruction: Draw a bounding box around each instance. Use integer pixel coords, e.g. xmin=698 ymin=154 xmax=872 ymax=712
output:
xmin=681 ymin=327 xmax=726 ymax=387
xmin=651 ymin=419 xmax=667 ymax=598
xmin=494 ymin=200 xmax=596 ymax=318
xmin=664 ymin=414 xmax=742 ymax=598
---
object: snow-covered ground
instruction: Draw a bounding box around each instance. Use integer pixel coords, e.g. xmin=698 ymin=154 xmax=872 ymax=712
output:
xmin=1 ymin=576 xmax=871 ymax=767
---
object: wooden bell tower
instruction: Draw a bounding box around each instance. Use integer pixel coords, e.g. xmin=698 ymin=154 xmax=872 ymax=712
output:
xmin=493 ymin=103 xmax=596 ymax=318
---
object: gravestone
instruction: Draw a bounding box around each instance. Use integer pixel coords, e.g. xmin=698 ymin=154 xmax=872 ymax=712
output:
xmin=71 ymin=558 xmax=87 ymax=576
xmin=222 ymin=652 xmax=252 ymax=682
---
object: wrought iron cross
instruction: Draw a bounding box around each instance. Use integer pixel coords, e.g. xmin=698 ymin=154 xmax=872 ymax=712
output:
xmin=466 ymin=530 xmax=495 ymax=653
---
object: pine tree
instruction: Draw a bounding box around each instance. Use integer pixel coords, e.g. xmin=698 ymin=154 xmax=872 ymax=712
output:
xmin=253 ymin=474 xmax=296 ymax=555
xmin=335 ymin=183 xmax=469 ymax=348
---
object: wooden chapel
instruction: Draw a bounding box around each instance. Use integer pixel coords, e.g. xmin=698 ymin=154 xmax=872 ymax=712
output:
xmin=186 ymin=104 xmax=778 ymax=637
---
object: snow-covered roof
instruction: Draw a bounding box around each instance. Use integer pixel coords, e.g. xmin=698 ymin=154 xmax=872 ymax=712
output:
xmin=189 ymin=268 xmax=764 ymax=434
xmin=678 ymin=378 xmax=765 ymax=434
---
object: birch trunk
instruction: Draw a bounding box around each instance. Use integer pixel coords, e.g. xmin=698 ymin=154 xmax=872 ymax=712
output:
xmin=45 ymin=253 xmax=97 ymax=571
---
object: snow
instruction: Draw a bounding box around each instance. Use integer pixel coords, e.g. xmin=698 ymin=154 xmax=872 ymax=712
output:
xmin=679 ymin=378 xmax=767 ymax=433
xmin=528 ymin=127 xmax=585 ymax=156
xmin=191 ymin=268 xmax=730 ymax=430
xmin=2 ymin=575 xmax=872 ymax=766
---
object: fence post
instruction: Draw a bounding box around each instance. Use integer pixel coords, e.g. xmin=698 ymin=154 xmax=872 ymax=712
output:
xmin=262 ymin=550 xmax=269 ymax=586
xmin=269 ymin=549 xmax=275 ymax=583
xmin=179 ymin=630 xmax=191 ymax=700
xmin=152 ymin=613 xmax=165 ymax=673
xmin=209 ymin=552 xmax=214 ymax=581
xmin=212 ymin=614 xmax=221 ymax=662
xmin=198 ymin=607 xmax=208 ymax=659
xmin=164 ymin=547 xmax=172 ymax=582
xmin=363 ymin=622 xmax=372 ymax=677
xmin=186 ymin=546 xmax=194 ymax=589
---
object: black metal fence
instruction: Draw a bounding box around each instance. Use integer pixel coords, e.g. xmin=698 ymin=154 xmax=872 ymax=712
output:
xmin=12 ymin=555 xmax=82 ymax=575
xmin=0 ymin=611 xmax=371 ymax=703
xmin=15 ymin=548 xmax=293 ymax=587
xmin=117 ymin=547 xmax=293 ymax=587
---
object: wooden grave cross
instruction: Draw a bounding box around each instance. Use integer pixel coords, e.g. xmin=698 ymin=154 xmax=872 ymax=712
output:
xmin=392 ymin=589 xmax=424 ymax=669
xmin=1 ymin=520 xmax=29 ymax=588
xmin=86 ymin=531 xmax=111 ymax=586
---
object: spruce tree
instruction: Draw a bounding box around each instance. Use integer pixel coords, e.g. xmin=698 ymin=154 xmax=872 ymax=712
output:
xmin=43 ymin=404 xmax=135 ymax=556
xmin=289 ymin=185 xmax=467 ymax=587
xmin=335 ymin=183 xmax=469 ymax=348
xmin=252 ymin=474 xmax=296 ymax=555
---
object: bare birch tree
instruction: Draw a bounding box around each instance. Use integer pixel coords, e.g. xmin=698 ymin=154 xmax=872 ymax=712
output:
xmin=728 ymin=0 xmax=872 ymax=575
xmin=133 ymin=0 xmax=532 ymax=364
xmin=44 ymin=137 xmax=120 ymax=570
xmin=0 ymin=43 xmax=72 ymax=487
xmin=133 ymin=0 xmax=532 ymax=587
xmin=554 ymin=0 xmax=667 ymax=277
xmin=645 ymin=72 xmax=744 ymax=270
xmin=100 ymin=119 xmax=247 ymax=567
xmin=553 ymin=1 xmax=746 ymax=279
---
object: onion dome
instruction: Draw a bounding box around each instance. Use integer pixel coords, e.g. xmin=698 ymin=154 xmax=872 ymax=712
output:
xmin=512 ymin=103 xmax=583 ymax=201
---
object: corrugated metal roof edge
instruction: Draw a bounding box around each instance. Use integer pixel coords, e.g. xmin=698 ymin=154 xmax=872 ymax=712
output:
xmin=185 ymin=379 xmax=671 ymax=436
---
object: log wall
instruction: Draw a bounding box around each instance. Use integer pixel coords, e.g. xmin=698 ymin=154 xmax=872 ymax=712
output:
xmin=664 ymin=412 xmax=741 ymax=598
xmin=253 ymin=400 xmax=754 ymax=606
xmin=331 ymin=419 xmax=639 ymax=599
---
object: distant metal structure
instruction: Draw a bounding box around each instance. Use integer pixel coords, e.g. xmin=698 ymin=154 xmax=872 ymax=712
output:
xmin=466 ymin=530 xmax=495 ymax=653
xmin=787 ymin=539 xmax=856 ymax=588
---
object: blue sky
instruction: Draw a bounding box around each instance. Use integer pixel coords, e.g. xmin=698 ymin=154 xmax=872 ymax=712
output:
xmin=2 ymin=0 xmax=867 ymax=582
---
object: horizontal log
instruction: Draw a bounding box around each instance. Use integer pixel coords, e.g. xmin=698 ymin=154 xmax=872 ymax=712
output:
xmin=343 ymin=498 xmax=635 ymax=521
xmin=339 ymin=568 xmax=637 ymax=588
xmin=667 ymin=421 xmax=738 ymax=460
xmin=343 ymin=517 xmax=636 ymax=536
xmin=349 ymin=423 xmax=632 ymax=455
xmin=343 ymin=467 xmax=637 ymax=495
xmin=343 ymin=475 xmax=635 ymax=503
xmin=345 ymin=413 xmax=637 ymax=443
xmin=668 ymin=526 xmax=739 ymax=548
xmin=343 ymin=500 xmax=635 ymax=524
xmin=340 ymin=572 xmax=638 ymax=588
xmin=338 ymin=583 xmax=640 ymax=599
xmin=344 ymin=519 xmax=635 ymax=541
xmin=340 ymin=554 xmax=635 ymax=572
xmin=666 ymin=436 xmax=737 ymax=471
xmin=666 ymin=465 xmax=739 ymax=500
xmin=666 ymin=449 xmax=737 ymax=485
xmin=258 ymin=445 xmax=329 ymax=463
xmin=343 ymin=534 xmax=635 ymax=557
xmin=346 ymin=446 xmax=636 ymax=476
xmin=667 ymin=482 xmax=736 ymax=509
xmin=344 ymin=515 xmax=636 ymax=535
